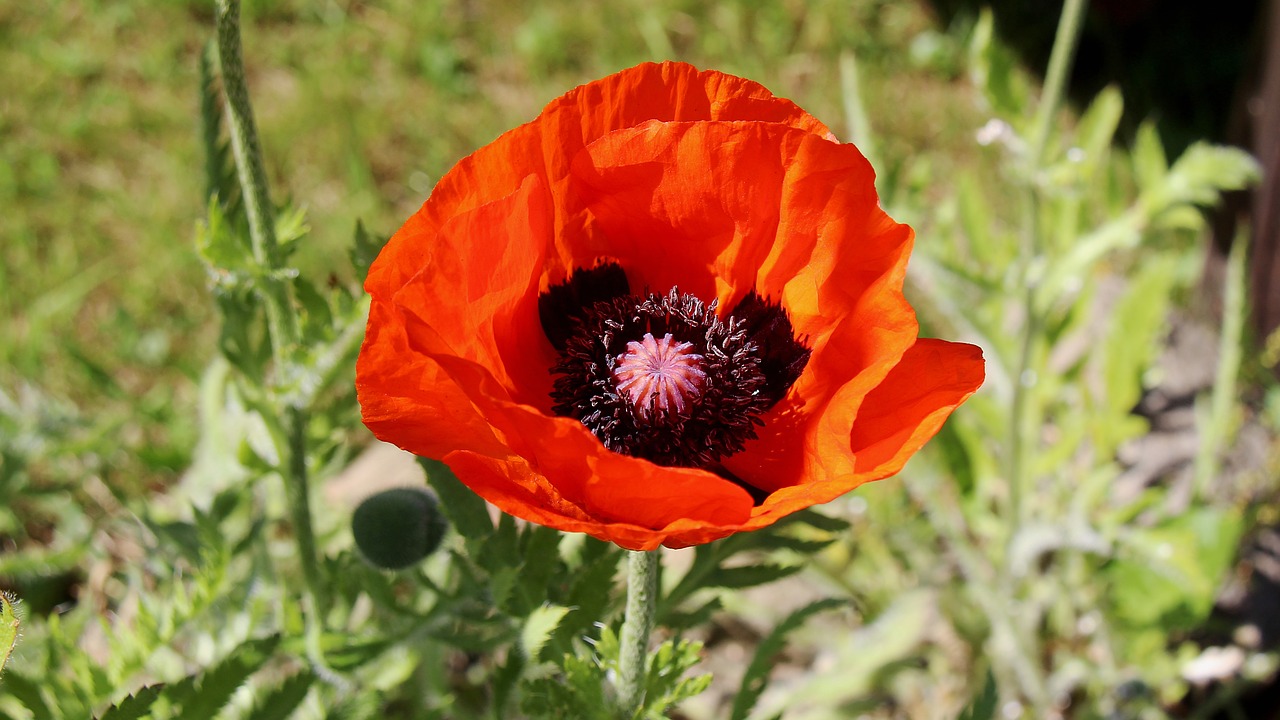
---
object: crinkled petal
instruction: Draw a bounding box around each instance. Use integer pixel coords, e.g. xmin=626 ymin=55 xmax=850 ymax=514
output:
xmin=377 ymin=176 xmax=754 ymax=547
xmin=367 ymin=62 xmax=832 ymax=301
xmin=568 ymin=120 xmax=919 ymax=494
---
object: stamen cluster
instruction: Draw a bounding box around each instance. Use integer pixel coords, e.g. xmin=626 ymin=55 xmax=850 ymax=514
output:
xmin=541 ymin=264 xmax=811 ymax=469
xmin=550 ymin=287 xmax=772 ymax=466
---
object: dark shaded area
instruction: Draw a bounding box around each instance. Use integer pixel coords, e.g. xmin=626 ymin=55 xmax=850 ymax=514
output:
xmin=926 ymin=0 xmax=1264 ymax=155
xmin=537 ymin=261 xmax=630 ymax=350
xmin=929 ymin=0 xmax=1280 ymax=341
xmin=730 ymin=292 xmax=811 ymax=410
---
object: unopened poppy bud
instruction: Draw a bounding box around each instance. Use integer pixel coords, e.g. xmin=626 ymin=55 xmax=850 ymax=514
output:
xmin=352 ymin=487 xmax=448 ymax=570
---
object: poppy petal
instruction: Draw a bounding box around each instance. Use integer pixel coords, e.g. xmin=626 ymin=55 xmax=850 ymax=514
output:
xmin=367 ymin=62 xmax=832 ymax=301
xmin=847 ymin=337 xmax=986 ymax=475
xmin=382 ymin=176 xmax=756 ymax=544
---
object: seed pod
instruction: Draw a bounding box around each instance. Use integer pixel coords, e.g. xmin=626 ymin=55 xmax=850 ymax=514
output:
xmin=352 ymin=487 xmax=448 ymax=570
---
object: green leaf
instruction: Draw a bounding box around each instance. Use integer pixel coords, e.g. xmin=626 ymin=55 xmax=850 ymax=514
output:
xmin=417 ymin=457 xmax=493 ymax=540
xmin=0 ymin=592 xmax=18 ymax=677
xmin=0 ymin=672 xmax=51 ymax=719
xmin=161 ymin=635 xmax=280 ymax=720
xmin=752 ymin=590 xmax=933 ymax=716
xmin=1075 ymin=86 xmax=1123 ymax=165
xmin=1093 ymin=255 xmax=1178 ymax=456
xmin=514 ymin=525 xmax=563 ymax=614
xmin=294 ymin=276 xmax=335 ymax=341
xmin=1160 ymin=143 xmax=1260 ymax=207
xmin=350 ymin=220 xmax=382 ymax=279
xmin=729 ymin=598 xmax=847 ymax=720
xmin=957 ymin=670 xmax=998 ymax=720
xmin=789 ymin=509 xmax=851 ymax=534
xmin=641 ymin=638 xmax=711 ymax=717
xmin=967 ymin=8 xmax=1027 ymax=117
xmin=522 ymin=604 xmax=572 ymax=662
xmin=246 ymin=671 xmax=315 ymax=720
xmin=98 ymin=684 xmax=164 ymax=720
xmin=1108 ymin=508 xmax=1244 ymax=630
xmin=704 ymin=563 xmax=802 ymax=591
xmin=1131 ymin=121 xmax=1168 ymax=192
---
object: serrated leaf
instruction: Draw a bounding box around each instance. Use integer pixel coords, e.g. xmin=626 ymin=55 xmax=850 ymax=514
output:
xmin=274 ymin=205 xmax=309 ymax=260
xmin=162 ymin=635 xmax=279 ymax=720
xmin=1162 ymin=143 xmax=1260 ymax=207
xmin=754 ymin=590 xmax=933 ymax=717
xmin=97 ymin=684 xmax=164 ymax=720
xmin=247 ymin=671 xmax=314 ymax=720
xmin=0 ymin=672 xmax=51 ymax=718
xmin=560 ymin=546 xmax=621 ymax=643
xmin=418 ymin=457 xmax=492 ymax=540
xmin=350 ymin=220 xmax=382 ymax=279
xmin=957 ymin=670 xmax=998 ymax=720
xmin=522 ymin=604 xmax=572 ymax=662
xmin=705 ymin=563 xmax=801 ymax=591
xmin=663 ymin=597 xmax=723 ymax=632
xmin=729 ymin=598 xmax=846 ymax=720
xmin=790 ymin=509 xmax=850 ymax=534
xmin=294 ymin=276 xmax=334 ymax=340
xmin=0 ymin=592 xmax=19 ymax=677
xmin=642 ymin=638 xmax=711 ymax=717
xmin=197 ymin=198 xmax=255 ymax=276
xmin=515 ymin=526 xmax=563 ymax=614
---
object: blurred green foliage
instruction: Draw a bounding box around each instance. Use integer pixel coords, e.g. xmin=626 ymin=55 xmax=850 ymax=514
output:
xmin=0 ymin=1 xmax=1275 ymax=719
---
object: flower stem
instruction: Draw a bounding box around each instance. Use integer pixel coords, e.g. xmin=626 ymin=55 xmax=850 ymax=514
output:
xmin=214 ymin=0 xmax=326 ymax=629
xmin=285 ymin=406 xmax=328 ymax=616
xmin=213 ymin=0 xmax=298 ymax=365
xmin=616 ymin=549 xmax=660 ymax=717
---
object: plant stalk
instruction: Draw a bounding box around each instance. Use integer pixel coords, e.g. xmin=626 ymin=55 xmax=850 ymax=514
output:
xmin=1002 ymin=1 xmax=1088 ymax=714
xmin=616 ymin=549 xmax=660 ymax=717
xmin=214 ymin=0 xmax=326 ymax=630
xmin=1028 ymin=0 xmax=1089 ymax=166
xmin=214 ymin=0 xmax=298 ymax=365
xmin=1008 ymin=0 xmax=1088 ymax=532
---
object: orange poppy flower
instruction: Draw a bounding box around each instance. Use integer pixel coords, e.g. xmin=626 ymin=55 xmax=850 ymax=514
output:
xmin=356 ymin=62 xmax=984 ymax=551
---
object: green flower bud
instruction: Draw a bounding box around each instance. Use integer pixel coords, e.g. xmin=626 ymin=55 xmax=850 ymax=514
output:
xmin=352 ymin=487 xmax=448 ymax=570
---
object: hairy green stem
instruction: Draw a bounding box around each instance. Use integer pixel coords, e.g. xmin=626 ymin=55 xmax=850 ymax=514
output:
xmin=214 ymin=0 xmax=327 ymax=637
xmin=285 ymin=406 xmax=328 ymax=615
xmin=616 ymin=549 xmax=660 ymax=717
xmin=214 ymin=0 xmax=298 ymax=364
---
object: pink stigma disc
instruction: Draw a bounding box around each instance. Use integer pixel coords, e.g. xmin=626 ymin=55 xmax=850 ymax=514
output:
xmin=613 ymin=332 xmax=707 ymax=419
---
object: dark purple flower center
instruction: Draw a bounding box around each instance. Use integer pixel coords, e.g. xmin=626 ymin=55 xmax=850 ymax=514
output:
xmin=539 ymin=263 xmax=810 ymax=469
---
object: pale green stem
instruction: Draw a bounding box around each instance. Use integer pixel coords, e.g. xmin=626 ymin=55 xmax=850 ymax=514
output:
xmin=1003 ymin=0 xmax=1088 ymax=714
xmin=616 ymin=549 xmax=660 ymax=717
xmin=1007 ymin=0 xmax=1088 ymax=532
xmin=1028 ymin=0 xmax=1089 ymax=166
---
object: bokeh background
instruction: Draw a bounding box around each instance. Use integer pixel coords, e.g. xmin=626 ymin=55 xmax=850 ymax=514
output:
xmin=2 ymin=1 xmax=1278 ymax=718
